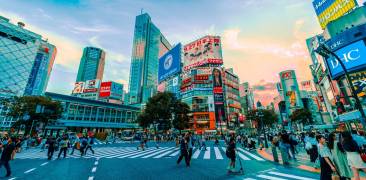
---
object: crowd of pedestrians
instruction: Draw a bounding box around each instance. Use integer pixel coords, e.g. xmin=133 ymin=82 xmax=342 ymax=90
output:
xmin=267 ymin=130 xmax=366 ymax=180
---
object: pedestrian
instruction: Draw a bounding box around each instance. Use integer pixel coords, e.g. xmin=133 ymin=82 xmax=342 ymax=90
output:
xmin=328 ymin=132 xmax=353 ymax=180
xmin=200 ymin=135 xmax=207 ymax=151
xmin=342 ymin=131 xmax=366 ymax=180
xmin=226 ymin=137 xmax=236 ymax=171
xmin=289 ymin=133 xmax=298 ymax=160
xmin=80 ymin=136 xmax=88 ymax=156
xmin=187 ymin=132 xmax=193 ymax=163
xmin=307 ymin=132 xmax=319 ymax=168
xmin=46 ymin=136 xmax=56 ymax=160
xmin=271 ymin=134 xmax=279 ymax=163
xmin=70 ymin=136 xmax=80 ymax=155
xmin=279 ymin=132 xmax=290 ymax=165
xmin=84 ymin=136 xmax=95 ymax=155
xmin=317 ymin=134 xmax=337 ymax=180
xmin=0 ymin=137 xmax=16 ymax=177
xmin=177 ymin=134 xmax=190 ymax=167
xmin=57 ymin=135 xmax=69 ymax=159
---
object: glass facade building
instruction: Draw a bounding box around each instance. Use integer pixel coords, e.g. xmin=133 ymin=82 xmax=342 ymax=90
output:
xmin=128 ymin=13 xmax=171 ymax=105
xmin=76 ymin=47 xmax=105 ymax=82
xmin=0 ymin=16 xmax=42 ymax=97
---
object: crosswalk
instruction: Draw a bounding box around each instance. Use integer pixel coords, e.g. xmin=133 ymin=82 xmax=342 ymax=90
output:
xmin=15 ymin=146 xmax=266 ymax=161
xmin=243 ymin=170 xmax=317 ymax=180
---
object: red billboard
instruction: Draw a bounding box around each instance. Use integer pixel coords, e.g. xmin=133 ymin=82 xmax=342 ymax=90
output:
xmin=99 ymin=82 xmax=112 ymax=97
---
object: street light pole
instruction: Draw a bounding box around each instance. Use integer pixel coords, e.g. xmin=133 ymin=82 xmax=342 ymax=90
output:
xmin=316 ymin=44 xmax=366 ymax=130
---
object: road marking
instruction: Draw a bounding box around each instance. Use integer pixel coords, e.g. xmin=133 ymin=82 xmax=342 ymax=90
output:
xmin=153 ymin=148 xmax=177 ymax=158
xmin=91 ymin=167 xmax=97 ymax=173
xmin=192 ymin=148 xmax=201 ymax=159
xmin=24 ymin=168 xmax=36 ymax=174
xmin=40 ymin=162 xmax=48 ymax=166
xmin=267 ymin=172 xmax=316 ymax=180
xmin=237 ymin=148 xmax=265 ymax=161
xmin=243 ymin=178 xmax=256 ymax=180
xmin=88 ymin=176 xmax=94 ymax=180
xmin=102 ymin=148 xmax=136 ymax=158
xmin=257 ymin=175 xmax=288 ymax=180
xmin=169 ymin=149 xmax=180 ymax=156
xmin=141 ymin=147 xmax=175 ymax=158
xmin=122 ymin=147 xmax=165 ymax=158
xmin=203 ymin=147 xmax=210 ymax=159
xmin=94 ymin=161 xmax=98 ymax=165
xmin=237 ymin=151 xmax=250 ymax=160
xmin=8 ymin=178 xmax=17 ymax=180
xmin=214 ymin=147 xmax=223 ymax=159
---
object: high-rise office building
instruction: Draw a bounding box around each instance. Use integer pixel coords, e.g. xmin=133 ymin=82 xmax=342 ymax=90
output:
xmin=128 ymin=13 xmax=171 ymax=105
xmin=76 ymin=47 xmax=105 ymax=82
xmin=24 ymin=41 xmax=57 ymax=96
xmin=0 ymin=16 xmax=45 ymax=97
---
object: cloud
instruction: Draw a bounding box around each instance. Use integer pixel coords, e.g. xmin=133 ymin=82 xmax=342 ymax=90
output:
xmin=36 ymin=8 xmax=53 ymax=20
xmin=73 ymin=26 xmax=117 ymax=33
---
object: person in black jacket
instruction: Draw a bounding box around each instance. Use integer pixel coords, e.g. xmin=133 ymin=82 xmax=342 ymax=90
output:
xmin=226 ymin=137 xmax=236 ymax=171
xmin=177 ymin=134 xmax=190 ymax=167
xmin=46 ymin=137 xmax=56 ymax=160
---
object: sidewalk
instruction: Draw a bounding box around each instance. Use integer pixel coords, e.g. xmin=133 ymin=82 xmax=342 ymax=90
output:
xmin=257 ymin=146 xmax=366 ymax=180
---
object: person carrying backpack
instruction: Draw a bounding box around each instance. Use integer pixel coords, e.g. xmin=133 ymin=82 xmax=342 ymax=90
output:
xmin=80 ymin=136 xmax=88 ymax=156
xmin=57 ymin=135 xmax=69 ymax=159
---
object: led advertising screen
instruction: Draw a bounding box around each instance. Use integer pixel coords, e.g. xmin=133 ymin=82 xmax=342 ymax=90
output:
xmin=158 ymin=43 xmax=181 ymax=83
xmin=212 ymin=68 xmax=226 ymax=123
xmin=313 ymin=0 xmax=357 ymax=29
xmin=83 ymin=79 xmax=100 ymax=93
xmin=183 ymin=36 xmax=223 ymax=71
xmin=326 ymin=40 xmax=366 ymax=79
xmin=349 ymin=70 xmax=366 ymax=97
xmin=72 ymin=82 xmax=85 ymax=94
xmin=99 ymin=82 xmax=112 ymax=97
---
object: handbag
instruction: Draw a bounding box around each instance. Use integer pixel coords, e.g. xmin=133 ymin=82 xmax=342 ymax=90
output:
xmin=360 ymin=149 xmax=366 ymax=163
xmin=331 ymin=172 xmax=340 ymax=180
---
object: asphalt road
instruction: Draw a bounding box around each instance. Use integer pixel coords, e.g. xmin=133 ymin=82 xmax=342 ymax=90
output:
xmin=2 ymin=141 xmax=319 ymax=180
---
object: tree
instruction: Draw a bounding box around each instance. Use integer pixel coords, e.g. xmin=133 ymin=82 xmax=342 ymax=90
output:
xmin=290 ymin=108 xmax=313 ymax=125
xmin=137 ymin=92 xmax=191 ymax=133
xmin=247 ymin=109 xmax=278 ymax=128
xmin=172 ymin=101 xmax=190 ymax=134
xmin=1 ymin=96 xmax=63 ymax=135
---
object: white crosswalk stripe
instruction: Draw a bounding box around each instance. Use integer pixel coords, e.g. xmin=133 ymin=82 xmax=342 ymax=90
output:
xmin=15 ymin=146 xmax=267 ymax=161
xmin=244 ymin=170 xmax=317 ymax=180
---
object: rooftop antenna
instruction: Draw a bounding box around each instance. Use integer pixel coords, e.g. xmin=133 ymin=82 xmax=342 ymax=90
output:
xmin=141 ymin=8 xmax=143 ymax=15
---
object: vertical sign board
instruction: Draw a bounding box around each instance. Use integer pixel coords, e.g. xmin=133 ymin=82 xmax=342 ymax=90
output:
xmin=279 ymin=70 xmax=304 ymax=115
xmin=73 ymin=82 xmax=85 ymax=94
xmin=158 ymin=44 xmax=182 ymax=83
xmin=212 ymin=68 xmax=226 ymax=124
xmin=99 ymin=82 xmax=112 ymax=97
xmin=349 ymin=70 xmax=366 ymax=98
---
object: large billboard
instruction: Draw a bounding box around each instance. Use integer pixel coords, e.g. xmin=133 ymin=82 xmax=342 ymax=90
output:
xmin=83 ymin=79 xmax=100 ymax=93
xmin=183 ymin=36 xmax=223 ymax=71
xmin=313 ymin=0 xmax=357 ymax=29
xmin=72 ymin=82 xmax=85 ymax=94
xmin=326 ymin=40 xmax=366 ymax=79
xmin=158 ymin=44 xmax=181 ymax=83
xmin=99 ymin=82 xmax=112 ymax=97
xmin=212 ymin=68 xmax=226 ymax=124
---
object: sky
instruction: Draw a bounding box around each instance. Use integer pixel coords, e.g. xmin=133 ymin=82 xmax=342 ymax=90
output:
xmin=1 ymin=0 xmax=364 ymax=106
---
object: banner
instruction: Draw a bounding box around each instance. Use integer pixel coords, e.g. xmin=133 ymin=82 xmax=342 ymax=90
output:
xmin=183 ymin=36 xmax=223 ymax=71
xmin=83 ymin=79 xmax=100 ymax=93
xmin=212 ymin=68 xmax=226 ymax=123
xmin=99 ymin=82 xmax=112 ymax=97
xmin=158 ymin=44 xmax=181 ymax=83
xmin=349 ymin=70 xmax=366 ymax=97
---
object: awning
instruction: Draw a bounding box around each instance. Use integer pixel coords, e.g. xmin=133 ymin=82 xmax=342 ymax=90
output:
xmin=338 ymin=108 xmax=366 ymax=122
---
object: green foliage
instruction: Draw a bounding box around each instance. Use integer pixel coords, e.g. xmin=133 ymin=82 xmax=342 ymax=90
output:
xmin=1 ymin=96 xmax=63 ymax=135
xmin=137 ymin=92 xmax=190 ymax=132
xmin=247 ymin=109 xmax=278 ymax=128
xmin=290 ymin=108 xmax=313 ymax=125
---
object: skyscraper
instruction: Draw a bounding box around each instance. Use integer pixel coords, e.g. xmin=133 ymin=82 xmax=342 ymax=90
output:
xmin=76 ymin=47 xmax=105 ymax=82
xmin=24 ymin=41 xmax=57 ymax=96
xmin=0 ymin=16 xmax=55 ymax=97
xmin=128 ymin=13 xmax=171 ymax=105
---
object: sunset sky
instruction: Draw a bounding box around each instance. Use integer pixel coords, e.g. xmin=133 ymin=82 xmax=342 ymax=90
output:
xmin=1 ymin=0 xmax=364 ymax=105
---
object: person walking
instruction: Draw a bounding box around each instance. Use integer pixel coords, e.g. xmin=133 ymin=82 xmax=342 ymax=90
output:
xmin=279 ymin=132 xmax=290 ymax=165
xmin=177 ymin=134 xmax=190 ymax=167
xmin=271 ymin=134 xmax=279 ymax=163
xmin=342 ymin=131 xmax=366 ymax=180
xmin=70 ymin=136 xmax=80 ymax=155
xmin=317 ymin=134 xmax=337 ymax=180
xmin=307 ymin=132 xmax=319 ymax=168
xmin=46 ymin=137 xmax=56 ymax=160
xmin=328 ymin=132 xmax=353 ymax=180
xmin=80 ymin=136 xmax=88 ymax=156
xmin=200 ymin=135 xmax=207 ymax=151
xmin=0 ymin=137 xmax=16 ymax=177
xmin=226 ymin=137 xmax=236 ymax=172
xmin=84 ymin=136 xmax=95 ymax=155
xmin=57 ymin=136 xmax=69 ymax=159
xmin=187 ymin=132 xmax=193 ymax=163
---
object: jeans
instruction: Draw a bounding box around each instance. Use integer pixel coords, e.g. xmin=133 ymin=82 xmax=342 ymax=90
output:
xmin=58 ymin=147 xmax=67 ymax=158
xmin=177 ymin=150 xmax=190 ymax=166
xmin=0 ymin=160 xmax=11 ymax=175
xmin=48 ymin=148 xmax=55 ymax=160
